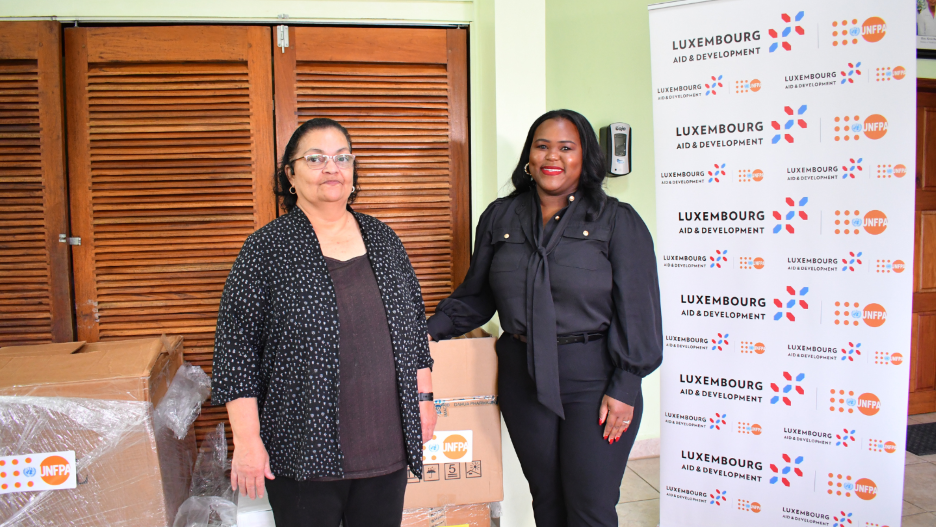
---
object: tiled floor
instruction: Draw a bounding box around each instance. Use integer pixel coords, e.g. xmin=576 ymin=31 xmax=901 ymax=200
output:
xmin=617 ymin=412 xmax=936 ymax=527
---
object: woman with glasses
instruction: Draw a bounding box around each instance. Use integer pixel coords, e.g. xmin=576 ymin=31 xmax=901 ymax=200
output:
xmin=427 ymin=110 xmax=662 ymax=527
xmin=211 ymin=118 xmax=436 ymax=527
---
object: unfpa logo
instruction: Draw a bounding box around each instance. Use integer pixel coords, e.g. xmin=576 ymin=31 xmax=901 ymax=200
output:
xmin=769 ymin=12 xmax=805 ymax=52
xmin=739 ymin=256 xmax=765 ymax=270
xmin=771 ymin=105 xmax=807 ymax=144
xmin=740 ymin=341 xmax=765 ymax=354
xmin=707 ymin=163 xmax=725 ymax=183
xmin=835 ymin=429 xmax=856 ymax=447
xmin=737 ymin=499 xmax=761 ymax=513
xmin=875 ymin=259 xmax=905 ymax=273
xmin=831 ymin=17 xmax=886 ymax=46
xmin=840 ymin=62 xmax=862 ymax=84
xmin=738 ymin=168 xmax=764 ymax=182
xmin=876 ymin=164 xmax=906 ymax=179
xmin=826 ymin=474 xmax=878 ymax=500
xmin=705 ymin=75 xmax=723 ymax=96
xmin=833 ymin=209 xmax=888 ymax=235
xmin=833 ymin=302 xmax=886 ymax=327
xmin=710 ymin=250 xmax=728 ymax=268
xmin=841 ymin=251 xmax=862 ymax=272
xmin=735 ymin=79 xmax=761 ymax=93
xmin=875 ymin=66 xmax=905 ymax=82
xmin=841 ymin=158 xmax=862 ymax=179
xmin=829 ymin=389 xmax=881 ymax=415
xmin=833 ymin=114 xmax=888 ymax=141
xmin=770 ymin=372 xmax=805 ymax=405
xmin=874 ymin=351 xmax=903 ymax=366
xmin=769 ymin=453 xmax=804 ymax=486
xmin=868 ymin=439 xmax=897 ymax=454
xmin=774 ymin=286 xmax=808 ymax=321
xmin=737 ymin=422 xmax=762 ymax=435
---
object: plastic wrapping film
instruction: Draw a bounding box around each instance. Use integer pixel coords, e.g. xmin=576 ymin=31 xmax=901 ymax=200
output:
xmin=172 ymin=424 xmax=237 ymax=527
xmin=0 ymin=358 xmax=209 ymax=527
xmin=154 ymin=364 xmax=211 ymax=441
xmin=401 ymin=503 xmax=492 ymax=527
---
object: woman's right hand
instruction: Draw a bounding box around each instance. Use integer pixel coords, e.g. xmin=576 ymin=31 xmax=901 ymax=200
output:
xmin=231 ymin=435 xmax=275 ymax=500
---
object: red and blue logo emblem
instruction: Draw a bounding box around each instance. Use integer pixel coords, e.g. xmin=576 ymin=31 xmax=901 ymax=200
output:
xmin=711 ymin=333 xmax=729 ymax=350
xmin=770 ymin=372 xmax=805 ymax=405
xmin=768 ymin=12 xmax=805 ymax=52
xmin=771 ymin=105 xmax=807 ymax=144
xmin=842 ymin=158 xmax=862 ymax=179
xmin=835 ymin=429 xmax=856 ymax=447
xmin=773 ymin=197 xmax=808 ymax=234
xmin=769 ymin=453 xmax=804 ymax=486
xmin=709 ymin=489 xmax=727 ymax=505
xmin=841 ymin=342 xmax=861 ymax=361
xmin=705 ymin=75 xmax=723 ymax=96
xmin=841 ymin=62 xmax=862 ymax=84
xmin=842 ymin=251 xmax=862 ymax=271
xmin=710 ymin=413 xmax=727 ymax=430
xmin=774 ymin=286 xmax=808 ymax=321
xmin=708 ymin=163 xmax=725 ymax=183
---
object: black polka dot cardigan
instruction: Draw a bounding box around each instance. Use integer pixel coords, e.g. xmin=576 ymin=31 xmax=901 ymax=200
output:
xmin=211 ymin=206 xmax=433 ymax=480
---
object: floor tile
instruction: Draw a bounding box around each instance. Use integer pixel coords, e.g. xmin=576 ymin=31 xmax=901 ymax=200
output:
xmin=628 ymin=457 xmax=661 ymax=491
xmin=912 ymin=412 xmax=936 ymax=424
xmin=904 ymin=462 xmax=936 ymax=512
xmin=619 ymin=468 xmax=660 ymax=503
xmin=920 ymin=454 xmax=936 ymax=463
xmin=911 ymin=415 xmax=922 ymax=425
xmin=907 ymin=500 xmax=927 ymax=516
xmin=616 ymin=499 xmax=660 ymax=527
xmin=902 ymin=512 xmax=936 ymax=527
xmin=908 ymin=452 xmax=929 ymax=465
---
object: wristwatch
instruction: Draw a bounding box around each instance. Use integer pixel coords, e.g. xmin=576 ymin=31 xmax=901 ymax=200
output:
xmin=417 ymin=392 xmax=434 ymax=402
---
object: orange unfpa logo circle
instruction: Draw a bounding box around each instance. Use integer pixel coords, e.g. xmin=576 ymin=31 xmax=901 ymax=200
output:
xmin=893 ymin=66 xmax=906 ymax=80
xmin=751 ymin=169 xmax=764 ymax=181
xmin=861 ymin=17 xmax=886 ymax=42
xmin=893 ymin=164 xmax=906 ymax=178
xmin=863 ymin=210 xmax=888 ymax=235
xmin=855 ymin=478 xmax=878 ymax=500
xmin=753 ymin=257 xmax=765 ymax=269
xmin=750 ymin=502 xmax=761 ymax=513
xmin=884 ymin=441 xmax=897 ymax=453
xmin=892 ymin=260 xmax=905 ymax=273
xmin=890 ymin=353 xmax=903 ymax=365
xmin=753 ymin=342 xmax=766 ymax=355
xmin=862 ymin=303 xmax=887 ymax=327
xmin=443 ymin=434 xmax=469 ymax=460
xmin=857 ymin=393 xmax=881 ymax=416
xmin=749 ymin=79 xmax=762 ymax=92
xmin=39 ymin=456 xmax=70 ymax=486
xmin=863 ymin=114 xmax=888 ymax=139
xmin=750 ymin=424 xmax=762 ymax=435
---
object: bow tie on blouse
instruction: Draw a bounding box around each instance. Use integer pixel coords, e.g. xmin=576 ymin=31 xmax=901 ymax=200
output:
xmin=523 ymin=190 xmax=580 ymax=419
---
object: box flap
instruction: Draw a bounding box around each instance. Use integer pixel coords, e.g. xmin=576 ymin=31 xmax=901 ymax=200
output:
xmin=0 ymin=338 xmax=168 ymax=390
xmin=0 ymin=341 xmax=86 ymax=358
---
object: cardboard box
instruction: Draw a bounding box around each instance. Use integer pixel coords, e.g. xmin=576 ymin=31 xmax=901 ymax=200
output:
xmin=0 ymin=337 xmax=194 ymax=527
xmin=404 ymin=333 xmax=503 ymax=509
xmin=401 ymin=503 xmax=491 ymax=527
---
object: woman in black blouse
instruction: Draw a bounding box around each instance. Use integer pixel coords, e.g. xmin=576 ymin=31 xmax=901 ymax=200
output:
xmin=427 ymin=109 xmax=662 ymax=527
xmin=211 ymin=118 xmax=436 ymax=527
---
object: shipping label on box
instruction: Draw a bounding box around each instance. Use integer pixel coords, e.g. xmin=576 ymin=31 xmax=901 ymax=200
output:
xmin=0 ymin=451 xmax=76 ymax=494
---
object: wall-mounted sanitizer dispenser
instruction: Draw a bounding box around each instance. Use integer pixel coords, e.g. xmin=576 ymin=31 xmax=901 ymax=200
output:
xmin=599 ymin=123 xmax=632 ymax=176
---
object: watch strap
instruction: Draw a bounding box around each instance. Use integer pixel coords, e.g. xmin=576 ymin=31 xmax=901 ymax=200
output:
xmin=417 ymin=392 xmax=434 ymax=402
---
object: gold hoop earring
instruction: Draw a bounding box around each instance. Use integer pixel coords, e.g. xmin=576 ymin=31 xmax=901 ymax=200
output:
xmin=289 ymin=186 xmax=296 ymax=195
xmin=524 ymin=163 xmax=531 ymax=176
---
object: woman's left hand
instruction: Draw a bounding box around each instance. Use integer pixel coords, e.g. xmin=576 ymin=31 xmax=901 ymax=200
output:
xmin=419 ymin=400 xmax=437 ymax=443
xmin=599 ymin=394 xmax=634 ymax=444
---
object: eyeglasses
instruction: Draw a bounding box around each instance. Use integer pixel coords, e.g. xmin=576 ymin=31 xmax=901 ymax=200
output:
xmin=290 ymin=153 xmax=356 ymax=170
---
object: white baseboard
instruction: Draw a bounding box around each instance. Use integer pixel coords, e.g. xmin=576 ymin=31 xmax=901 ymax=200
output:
xmin=628 ymin=437 xmax=660 ymax=459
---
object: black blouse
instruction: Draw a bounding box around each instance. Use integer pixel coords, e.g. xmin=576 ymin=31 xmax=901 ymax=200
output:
xmin=211 ymin=206 xmax=433 ymax=480
xmin=427 ymin=190 xmax=662 ymax=416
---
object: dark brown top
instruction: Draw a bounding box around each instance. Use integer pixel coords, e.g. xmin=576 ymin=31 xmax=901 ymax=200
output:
xmin=319 ymin=253 xmax=406 ymax=480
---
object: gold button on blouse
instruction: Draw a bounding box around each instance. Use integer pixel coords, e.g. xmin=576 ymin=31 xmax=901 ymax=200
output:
xmin=568 ymin=195 xmax=575 ymax=201
xmin=583 ymin=230 xmax=589 ymax=236
xmin=504 ymin=233 xmax=510 ymax=239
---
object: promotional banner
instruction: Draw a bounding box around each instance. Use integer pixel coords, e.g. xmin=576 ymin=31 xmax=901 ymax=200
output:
xmin=649 ymin=1 xmax=916 ymax=525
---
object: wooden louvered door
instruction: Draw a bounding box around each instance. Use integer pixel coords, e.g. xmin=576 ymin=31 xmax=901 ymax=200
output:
xmin=910 ymin=79 xmax=936 ymax=414
xmin=0 ymin=21 xmax=73 ymax=345
xmin=63 ymin=26 xmax=275 ymax=442
xmin=274 ymin=27 xmax=470 ymax=313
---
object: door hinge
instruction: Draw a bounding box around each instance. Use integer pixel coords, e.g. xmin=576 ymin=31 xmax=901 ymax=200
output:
xmin=59 ymin=234 xmax=81 ymax=246
xmin=277 ymin=25 xmax=289 ymax=53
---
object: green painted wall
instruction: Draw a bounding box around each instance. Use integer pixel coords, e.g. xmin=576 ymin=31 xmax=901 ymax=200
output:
xmin=545 ymin=0 xmax=662 ymax=442
xmin=920 ymin=58 xmax=936 ymax=79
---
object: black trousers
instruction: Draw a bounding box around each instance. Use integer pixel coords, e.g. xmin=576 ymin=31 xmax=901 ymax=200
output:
xmin=497 ymin=334 xmax=644 ymax=527
xmin=265 ymin=468 xmax=407 ymax=527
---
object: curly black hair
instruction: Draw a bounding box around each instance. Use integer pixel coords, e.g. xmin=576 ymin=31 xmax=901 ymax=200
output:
xmin=274 ymin=117 xmax=359 ymax=212
xmin=508 ymin=109 xmax=608 ymax=220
